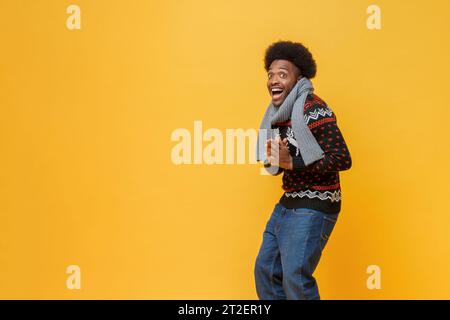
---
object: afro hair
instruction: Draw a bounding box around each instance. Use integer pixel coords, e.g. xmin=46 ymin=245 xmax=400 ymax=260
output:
xmin=264 ymin=40 xmax=317 ymax=79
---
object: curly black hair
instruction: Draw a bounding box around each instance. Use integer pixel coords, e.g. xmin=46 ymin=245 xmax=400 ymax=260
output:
xmin=264 ymin=40 xmax=317 ymax=79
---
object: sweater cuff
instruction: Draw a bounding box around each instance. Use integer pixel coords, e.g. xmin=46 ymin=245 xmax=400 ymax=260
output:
xmin=292 ymin=155 xmax=307 ymax=170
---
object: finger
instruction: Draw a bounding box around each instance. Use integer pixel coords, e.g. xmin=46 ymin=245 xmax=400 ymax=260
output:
xmin=270 ymin=140 xmax=279 ymax=155
xmin=269 ymin=156 xmax=279 ymax=165
xmin=266 ymin=139 xmax=272 ymax=157
xmin=269 ymin=145 xmax=278 ymax=157
xmin=280 ymin=143 xmax=289 ymax=151
xmin=269 ymin=146 xmax=280 ymax=160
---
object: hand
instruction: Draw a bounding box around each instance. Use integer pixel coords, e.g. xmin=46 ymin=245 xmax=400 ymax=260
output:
xmin=265 ymin=137 xmax=293 ymax=170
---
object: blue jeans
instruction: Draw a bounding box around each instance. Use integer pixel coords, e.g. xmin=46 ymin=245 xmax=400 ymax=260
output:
xmin=254 ymin=202 xmax=339 ymax=300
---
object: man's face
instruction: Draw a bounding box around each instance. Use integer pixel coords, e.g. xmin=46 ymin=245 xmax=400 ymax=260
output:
xmin=267 ymin=59 xmax=301 ymax=107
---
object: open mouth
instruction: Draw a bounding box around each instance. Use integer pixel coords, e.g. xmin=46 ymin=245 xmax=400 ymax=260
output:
xmin=271 ymin=87 xmax=284 ymax=100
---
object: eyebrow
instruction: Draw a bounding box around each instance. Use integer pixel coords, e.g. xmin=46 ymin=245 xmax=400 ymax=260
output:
xmin=268 ymin=67 xmax=289 ymax=72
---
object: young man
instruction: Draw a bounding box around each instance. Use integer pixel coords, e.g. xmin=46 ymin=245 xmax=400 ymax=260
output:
xmin=254 ymin=41 xmax=352 ymax=300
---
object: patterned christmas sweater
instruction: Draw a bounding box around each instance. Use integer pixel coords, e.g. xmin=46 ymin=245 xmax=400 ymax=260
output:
xmin=269 ymin=93 xmax=352 ymax=214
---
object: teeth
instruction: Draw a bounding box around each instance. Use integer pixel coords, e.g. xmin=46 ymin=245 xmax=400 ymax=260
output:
xmin=272 ymin=88 xmax=283 ymax=94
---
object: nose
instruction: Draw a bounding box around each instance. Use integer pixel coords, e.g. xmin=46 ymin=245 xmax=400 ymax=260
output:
xmin=269 ymin=75 xmax=280 ymax=87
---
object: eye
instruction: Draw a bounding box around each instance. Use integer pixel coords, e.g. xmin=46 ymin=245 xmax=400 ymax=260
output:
xmin=280 ymin=72 xmax=287 ymax=78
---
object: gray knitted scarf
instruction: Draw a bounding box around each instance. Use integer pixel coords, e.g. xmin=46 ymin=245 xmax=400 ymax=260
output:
xmin=256 ymin=77 xmax=324 ymax=167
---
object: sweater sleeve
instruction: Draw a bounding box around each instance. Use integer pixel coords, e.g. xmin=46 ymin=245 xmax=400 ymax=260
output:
xmin=292 ymin=104 xmax=352 ymax=173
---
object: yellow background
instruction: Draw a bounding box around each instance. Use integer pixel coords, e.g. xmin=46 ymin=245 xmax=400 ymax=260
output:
xmin=1 ymin=0 xmax=449 ymax=299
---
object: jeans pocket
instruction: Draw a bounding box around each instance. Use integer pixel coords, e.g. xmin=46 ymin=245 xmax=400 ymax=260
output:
xmin=320 ymin=215 xmax=338 ymax=250
xmin=292 ymin=208 xmax=315 ymax=216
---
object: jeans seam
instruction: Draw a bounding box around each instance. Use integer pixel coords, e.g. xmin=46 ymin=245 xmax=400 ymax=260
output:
xmin=269 ymin=211 xmax=280 ymax=299
xmin=269 ymin=246 xmax=279 ymax=299
xmin=295 ymin=214 xmax=313 ymax=300
xmin=320 ymin=216 xmax=337 ymax=250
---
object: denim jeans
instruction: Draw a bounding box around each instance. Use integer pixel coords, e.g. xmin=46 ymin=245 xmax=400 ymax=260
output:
xmin=254 ymin=202 xmax=339 ymax=300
